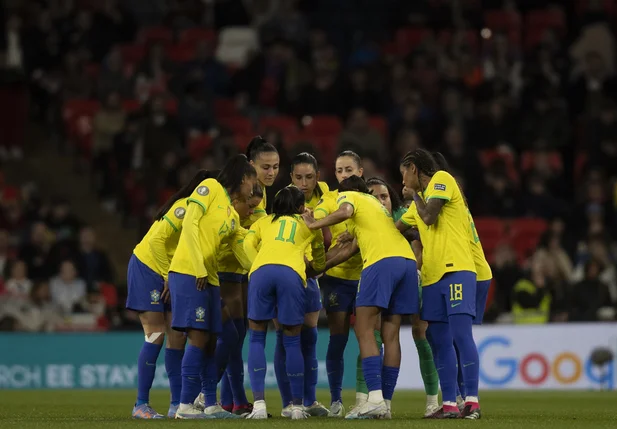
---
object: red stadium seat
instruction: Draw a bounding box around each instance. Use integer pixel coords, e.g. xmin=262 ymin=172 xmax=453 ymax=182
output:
xmin=138 ymin=26 xmax=173 ymax=45
xmin=520 ymin=151 xmax=563 ymax=172
xmin=121 ymin=99 xmax=141 ymax=113
xmin=258 ymin=116 xmax=299 ymax=135
xmin=188 ymin=134 xmax=213 ymax=160
xmin=165 ymin=98 xmax=178 ymax=115
xmin=368 ymin=116 xmax=388 ymax=140
xmin=510 ymin=218 xmax=548 ymax=242
xmin=165 ymin=44 xmax=195 ymax=62
xmin=63 ymin=99 xmax=100 ymax=122
xmin=179 ymin=28 xmax=216 ymax=47
xmin=479 ymin=150 xmax=519 ymax=184
xmin=234 ymin=134 xmax=255 ymax=152
xmin=302 ymin=115 xmax=343 ymax=137
xmin=395 ymin=27 xmax=433 ymax=56
xmin=474 ymin=217 xmax=505 ymax=241
xmin=118 ymin=44 xmax=146 ymax=65
xmin=219 ymin=116 xmax=253 ymax=135
xmin=484 ymin=10 xmax=522 ymax=32
xmin=214 ymin=98 xmax=238 ymax=118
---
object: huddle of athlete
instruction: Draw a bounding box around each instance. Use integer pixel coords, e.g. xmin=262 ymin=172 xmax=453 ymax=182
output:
xmin=126 ymin=135 xmax=492 ymax=420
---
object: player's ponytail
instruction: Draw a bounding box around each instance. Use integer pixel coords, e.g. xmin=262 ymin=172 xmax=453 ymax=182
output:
xmin=154 ymin=169 xmax=214 ymax=220
xmin=272 ymin=186 xmax=305 ymax=220
xmin=366 ymin=177 xmax=403 ymax=215
xmin=291 ymin=152 xmax=323 ymax=197
xmin=218 ymin=154 xmax=257 ymax=194
xmin=246 ymin=135 xmax=278 ymax=161
xmin=338 ymin=175 xmax=369 ymax=194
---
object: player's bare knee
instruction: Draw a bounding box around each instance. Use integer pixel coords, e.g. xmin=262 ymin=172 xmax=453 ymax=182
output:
xmin=165 ymin=327 xmax=186 ymax=349
xmin=283 ymin=324 xmax=302 ymax=336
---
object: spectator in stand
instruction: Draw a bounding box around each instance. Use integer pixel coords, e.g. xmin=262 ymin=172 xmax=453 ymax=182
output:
xmin=50 ymin=259 xmax=87 ymax=314
xmin=491 ymin=243 xmax=522 ymax=316
xmin=259 ymin=0 xmax=309 ymax=46
xmin=338 ymin=108 xmax=385 ymax=166
xmin=511 ymin=255 xmax=553 ymax=324
xmin=522 ymin=174 xmax=568 ymax=220
xmin=297 ymin=54 xmax=344 ymax=116
xmin=45 ymin=197 xmax=82 ymax=243
xmin=472 ymin=98 xmax=517 ymax=151
xmin=142 ymin=94 xmax=182 ymax=168
xmin=344 ymin=68 xmax=382 ymax=115
xmin=93 ymin=0 xmax=137 ymax=51
xmin=177 ymin=81 xmax=215 ymax=139
xmin=570 ymin=259 xmax=613 ymax=321
xmin=572 ymin=234 xmax=617 ymax=305
xmin=75 ymin=226 xmax=113 ymax=290
xmin=440 ymin=124 xmax=483 ymax=205
xmin=478 ymin=167 xmax=520 ymax=217
xmin=0 ymin=229 xmax=9 ymax=279
xmin=67 ymin=9 xmax=97 ymax=61
xmin=482 ymin=32 xmax=523 ymax=99
xmin=520 ymin=91 xmax=569 ymax=150
xmin=19 ymin=222 xmax=55 ymax=281
xmin=59 ymin=50 xmax=93 ymax=99
xmin=0 ymin=281 xmax=63 ymax=332
xmin=185 ymin=40 xmax=230 ymax=97
xmin=93 ymin=91 xmax=126 ymax=158
xmin=4 ymin=260 xmax=32 ymax=300
xmin=97 ymin=48 xmax=132 ymax=99
xmin=134 ymin=42 xmax=173 ymax=103
xmin=568 ymin=51 xmax=617 ymax=118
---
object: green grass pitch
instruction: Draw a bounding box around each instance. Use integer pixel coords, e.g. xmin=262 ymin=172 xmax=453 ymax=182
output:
xmin=0 ymin=389 xmax=615 ymax=428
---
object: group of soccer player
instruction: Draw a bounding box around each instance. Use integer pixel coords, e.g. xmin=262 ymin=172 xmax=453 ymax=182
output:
xmin=125 ymin=135 xmax=491 ymax=420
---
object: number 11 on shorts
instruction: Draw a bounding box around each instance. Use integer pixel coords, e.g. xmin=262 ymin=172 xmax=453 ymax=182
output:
xmin=449 ymin=283 xmax=463 ymax=301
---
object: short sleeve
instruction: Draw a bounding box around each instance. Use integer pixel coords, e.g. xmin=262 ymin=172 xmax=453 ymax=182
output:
xmin=187 ymin=179 xmax=217 ymax=213
xmin=337 ymin=192 xmax=356 ymax=210
xmin=400 ymin=203 xmax=418 ymax=227
xmin=426 ymin=171 xmax=455 ymax=202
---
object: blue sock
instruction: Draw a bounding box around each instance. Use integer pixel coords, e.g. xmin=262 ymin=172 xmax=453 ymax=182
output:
xmin=326 ymin=333 xmax=348 ymax=403
xmin=248 ymin=329 xmax=267 ymax=402
xmin=215 ymin=319 xmax=238 ymax=381
xmin=274 ymin=330 xmax=292 ymax=407
xmin=283 ymin=334 xmax=304 ymax=406
xmin=136 ymin=342 xmax=163 ymax=405
xmin=450 ymin=314 xmax=479 ymax=398
xmin=427 ymin=322 xmax=457 ymax=403
xmin=165 ymin=348 xmax=184 ymax=406
xmin=180 ymin=345 xmax=204 ymax=405
xmin=361 ymin=355 xmax=383 ymax=393
xmin=454 ymin=342 xmax=466 ymax=398
xmin=220 ymin=373 xmax=233 ymax=408
xmin=301 ymin=327 xmax=318 ymax=406
xmin=382 ymin=366 xmax=400 ymax=400
xmin=227 ymin=319 xmax=249 ymax=406
xmin=200 ymin=354 xmax=218 ymax=407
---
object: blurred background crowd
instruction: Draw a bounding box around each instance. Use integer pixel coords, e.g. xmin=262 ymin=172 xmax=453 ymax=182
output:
xmin=0 ymin=0 xmax=616 ymax=331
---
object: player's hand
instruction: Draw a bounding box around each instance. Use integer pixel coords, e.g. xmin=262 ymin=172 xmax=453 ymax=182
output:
xmin=337 ymin=231 xmax=354 ymax=244
xmin=196 ymin=276 xmax=208 ymax=290
xmin=402 ymin=186 xmax=413 ymax=200
xmin=161 ymin=280 xmax=170 ymax=303
xmin=302 ymin=211 xmax=316 ymax=228
xmin=306 ymin=265 xmax=322 ymax=279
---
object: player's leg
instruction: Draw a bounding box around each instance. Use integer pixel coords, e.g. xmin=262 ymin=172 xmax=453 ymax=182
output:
xmin=169 ymin=272 xmax=211 ymax=419
xmin=449 ymin=272 xmax=481 ymax=419
xmin=219 ymin=276 xmax=251 ymax=415
xmin=349 ymin=313 xmax=381 ymax=419
xmin=422 ymin=274 xmax=460 ymax=419
xmin=302 ymin=278 xmax=328 ymax=415
xmin=412 ymin=314 xmax=440 ymax=416
xmin=125 ymin=255 xmax=166 ymax=419
xmin=246 ymin=266 xmax=277 ymax=419
xmin=164 ymin=310 xmax=186 ymax=418
xmin=273 ymin=318 xmax=293 ymax=414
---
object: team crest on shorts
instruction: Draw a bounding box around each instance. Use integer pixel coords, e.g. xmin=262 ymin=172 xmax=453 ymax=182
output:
xmin=196 ymin=307 xmax=205 ymax=322
xmin=174 ymin=207 xmax=186 ymax=219
xmin=197 ymin=186 xmax=209 ymax=196
xmin=328 ymin=292 xmax=338 ymax=307
xmin=150 ymin=289 xmax=161 ymax=304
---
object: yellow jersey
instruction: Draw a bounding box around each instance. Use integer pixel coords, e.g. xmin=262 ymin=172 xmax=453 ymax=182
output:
xmin=244 ymin=214 xmax=325 ymax=284
xmin=133 ymin=198 xmax=187 ymax=280
xmin=169 ymin=178 xmax=250 ymax=286
xmin=217 ymin=227 xmax=250 ymax=275
xmin=315 ymin=190 xmax=362 ymax=281
xmin=469 ymin=211 xmax=492 ymax=281
xmin=247 ymin=183 xmax=267 ymax=225
xmin=305 ymin=181 xmax=330 ymax=211
xmin=400 ymin=171 xmax=475 ymax=286
xmin=337 ymin=191 xmax=415 ymax=268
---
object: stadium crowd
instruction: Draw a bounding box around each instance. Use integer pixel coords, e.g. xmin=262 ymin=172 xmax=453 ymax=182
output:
xmin=0 ymin=0 xmax=617 ymax=331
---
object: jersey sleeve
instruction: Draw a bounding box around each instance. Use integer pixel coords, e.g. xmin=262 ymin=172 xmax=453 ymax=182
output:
xmin=187 ymin=179 xmax=217 ymax=213
xmin=147 ymin=219 xmax=177 ymax=280
xmin=337 ymin=192 xmax=356 ymax=213
xmin=426 ymin=171 xmax=455 ymax=202
xmin=184 ymin=202 xmax=208 ymax=278
xmin=399 ymin=203 xmax=418 ymax=227
xmin=230 ymin=227 xmax=252 ymax=271
xmin=314 ymin=195 xmax=331 ymax=220
xmin=243 ymin=219 xmax=262 ymax=265
xmin=310 ymin=228 xmax=326 ymax=273
xmin=162 ymin=199 xmax=187 ymax=232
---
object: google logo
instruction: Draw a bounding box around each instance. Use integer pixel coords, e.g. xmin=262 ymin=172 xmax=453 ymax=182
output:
xmin=477 ymin=336 xmax=614 ymax=389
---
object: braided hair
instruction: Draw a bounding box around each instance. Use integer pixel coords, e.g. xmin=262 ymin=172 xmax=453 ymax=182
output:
xmin=400 ymin=149 xmax=439 ymax=177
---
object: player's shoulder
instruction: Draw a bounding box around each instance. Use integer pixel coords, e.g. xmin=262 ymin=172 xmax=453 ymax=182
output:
xmin=317 ymin=181 xmax=330 ymax=194
xmin=167 ymin=197 xmax=188 ymax=220
xmin=194 ymin=178 xmax=222 ymax=197
xmin=336 ymin=191 xmax=353 ymax=203
xmin=432 ymin=170 xmax=455 ymax=186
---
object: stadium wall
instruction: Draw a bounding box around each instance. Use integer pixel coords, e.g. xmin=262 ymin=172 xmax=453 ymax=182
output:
xmin=0 ymin=324 xmax=615 ymax=390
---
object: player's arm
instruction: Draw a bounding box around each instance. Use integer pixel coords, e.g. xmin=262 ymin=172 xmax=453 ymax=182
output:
xmin=243 ymin=222 xmax=262 ymax=265
xmin=412 ymin=190 xmax=445 ymax=226
xmin=414 ymin=172 xmax=453 ymax=226
xmin=412 ymin=240 xmax=423 ymax=270
xmin=230 ymin=227 xmax=252 ymax=271
xmin=183 ymin=202 xmax=208 ymax=280
xmin=307 ymin=201 xmax=354 ymax=230
xmin=147 ymin=218 xmax=177 ymax=280
xmin=396 ymin=204 xmax=416 ymax=233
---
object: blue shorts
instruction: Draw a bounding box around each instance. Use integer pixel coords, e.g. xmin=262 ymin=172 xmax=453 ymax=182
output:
xmin=356 ymin=257 xmax=419 ymax=316
xmin=219 ymin=272 xmax=246 ymax=284
xmin=474 ymin=279 xmax=491 ymax=325
xmin=421 ymin=271 xmax=477 ymax=323
xmin=248 ymin=265 xmax=305 ymax=326
xmin=126 ymin=254 xmax=170 ymax=312
xmin=320 ymin=275 xmax=358 ymax=313
xmin=305 ymin=278 xmax=322 ymax=313
xmin=169 ymin=272 xmax=222 ymax=333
